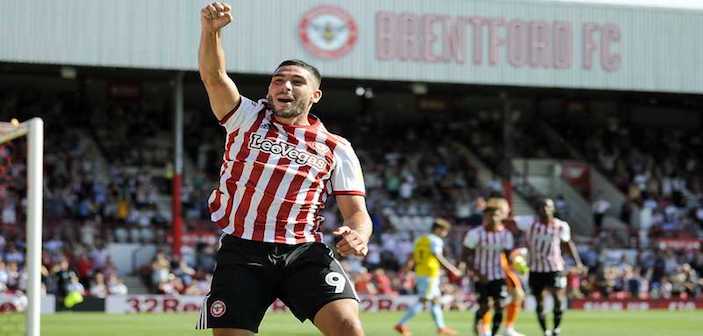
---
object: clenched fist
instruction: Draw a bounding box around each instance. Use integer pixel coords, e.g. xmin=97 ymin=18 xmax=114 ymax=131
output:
xmin=201 ymin=2 xmax=233 ymax=33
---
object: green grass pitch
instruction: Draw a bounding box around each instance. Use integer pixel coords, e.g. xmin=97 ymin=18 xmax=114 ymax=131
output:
xmin=2 ymin=310 xmax=701 ymax=335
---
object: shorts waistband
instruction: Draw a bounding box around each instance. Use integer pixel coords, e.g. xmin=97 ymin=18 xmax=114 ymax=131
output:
xmin=220 ymin=234 xmax=309 ymax=252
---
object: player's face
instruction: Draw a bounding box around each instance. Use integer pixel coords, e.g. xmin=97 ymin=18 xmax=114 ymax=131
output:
xmin=267 ymin=65 xmax=322 ymax=119
xmin=485 ymin=207 xmax=505 ymax=227
xmin=497 ymin=203 xmax=510 ymax=219
xmin=539 ymin=199 xmax=555 ymax=217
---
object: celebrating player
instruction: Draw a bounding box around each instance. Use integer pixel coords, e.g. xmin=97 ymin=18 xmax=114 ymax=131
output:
xmin=515 ymin=198 xmax=585 ymax=336
xmin=196 ymin=2 xmax=372 ymax=335
xmin=462 ymin=200 xmax=515 ymax=336
xmin=393 ymin=218 xmax=461 ymax=336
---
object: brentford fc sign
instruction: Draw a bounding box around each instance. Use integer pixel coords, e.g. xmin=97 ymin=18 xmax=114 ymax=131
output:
xmin=299 ymin=5 xmax=358 ymax=59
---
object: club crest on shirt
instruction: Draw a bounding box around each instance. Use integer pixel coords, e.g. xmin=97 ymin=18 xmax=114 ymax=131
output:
xmin=249 ymin=134 xmax=327 ymax=170
xmin=314 ymin=142 xmax=330 ymax=156
xmin=210 ymin=300 xmax=226 ymax=318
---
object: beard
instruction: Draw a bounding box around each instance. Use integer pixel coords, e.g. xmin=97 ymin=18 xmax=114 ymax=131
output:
xmin=268 ymin=94 xmax=306 ymax=119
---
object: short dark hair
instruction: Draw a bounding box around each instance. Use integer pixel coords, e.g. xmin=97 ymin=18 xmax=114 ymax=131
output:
xmin=535 ymin=198 xmax=552 ymax=208
xmin=276 ymin=59 xmax=322 ymax=85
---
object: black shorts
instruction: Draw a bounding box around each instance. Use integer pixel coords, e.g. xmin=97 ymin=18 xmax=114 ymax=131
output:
xmin=475 ymin=279 xmax=507 ymax=305
xmin=195 ymin=235 xmax=358 ymax=333
xmin=528 ymin=271 xmax=567 ymax=294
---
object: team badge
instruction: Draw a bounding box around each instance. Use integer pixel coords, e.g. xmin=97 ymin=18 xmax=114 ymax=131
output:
xmin=210 ymin=300 xmax=226 ymax=318
xmin=314 ymin=142 xmax=330 ymax=156
xmin=299 ymin=5 xmax=358 ymax=59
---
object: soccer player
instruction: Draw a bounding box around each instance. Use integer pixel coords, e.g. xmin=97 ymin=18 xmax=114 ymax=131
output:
xmin=393 ymin=218 xmax=461 ymax=336
xmin=196 ymin=3 xmax=372 ymax=336
xmin=515 ymin=198 xmax=585 ymax=336
xmin=462 ymin=201 xmax=515 ymax=336
xmin=479 ymin=198 xmax=526 ymax=336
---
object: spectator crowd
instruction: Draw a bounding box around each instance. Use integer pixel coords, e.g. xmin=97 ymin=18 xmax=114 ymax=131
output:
xmin=1 ymin=88 xmax=701 ymax=307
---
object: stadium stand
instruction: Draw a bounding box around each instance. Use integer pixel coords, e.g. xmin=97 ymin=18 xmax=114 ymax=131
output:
xmin=1 ymin=88 xmax=701 ymax=304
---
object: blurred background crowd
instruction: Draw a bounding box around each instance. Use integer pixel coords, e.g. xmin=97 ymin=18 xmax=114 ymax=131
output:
xmin=1 ymin=82 xmax=702 ymax=305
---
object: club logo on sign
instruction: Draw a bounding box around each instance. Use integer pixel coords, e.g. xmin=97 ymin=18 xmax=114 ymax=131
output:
xmin=210 ymin=300 xmax=226 ymax=318
xmin=299 ymin=5 xmax=357 ymax=59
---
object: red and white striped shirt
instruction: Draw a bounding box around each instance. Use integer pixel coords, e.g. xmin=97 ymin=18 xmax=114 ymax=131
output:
xmin=208 ymin=97 xmax=365 ymax=244
xmin=515 ymin=216 xmax=571 ymax=272
xmin=463 ymin=226 xmax=514 ymax=281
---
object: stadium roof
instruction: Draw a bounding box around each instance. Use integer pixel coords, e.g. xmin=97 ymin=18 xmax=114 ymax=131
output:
xmin=520 ymin=0 xmax=703 ymax=10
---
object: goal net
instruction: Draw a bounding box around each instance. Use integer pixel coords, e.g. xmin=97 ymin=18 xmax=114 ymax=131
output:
xmin=0 ymin=119 xmax=43 ymax=336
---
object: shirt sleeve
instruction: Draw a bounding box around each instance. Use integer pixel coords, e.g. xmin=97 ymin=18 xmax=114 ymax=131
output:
xmin=331 ymin=140 xmax=366 ymax=196
xmin=430 ymin=236 xmax=443 ymax=255
xmin=463 ymin=229 xmax=478 ymax=249
xmin=560 ymin=222 xmax=571 ymax=242
xmin=219 ymin=96 xmax=263 ymax=133
xmin=514 ymin=215 xmax=533 ymax=231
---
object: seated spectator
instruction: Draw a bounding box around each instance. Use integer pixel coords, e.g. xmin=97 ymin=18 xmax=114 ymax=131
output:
xmin=107 ymin=273 xmax=128 ymax=295
xmin=89 ymin=272 xmax=108 ymax=298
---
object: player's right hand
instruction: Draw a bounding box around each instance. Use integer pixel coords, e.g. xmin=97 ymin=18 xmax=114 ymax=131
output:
xmin=201 ymin=2 xmax=233 ymax=33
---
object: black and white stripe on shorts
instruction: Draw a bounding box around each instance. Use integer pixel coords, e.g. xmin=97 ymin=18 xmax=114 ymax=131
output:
xmin=195 ymin=294 xmax=210 ymax=330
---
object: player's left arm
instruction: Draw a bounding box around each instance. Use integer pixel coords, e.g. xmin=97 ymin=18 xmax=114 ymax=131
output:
xmin=329 ymin=139 xmax=369 ymax=257
xmin=429 ymin=236 xmax=461 ymax=276
xmin=435 ymin=252 xmax=462 ymax=277
xmin=333 ymin=195 xmax=372 ymax=257
xmin=560 ymin=223 xmax=586 ymax=272
xmin=562 ymin=240 xmax=585 ymax=271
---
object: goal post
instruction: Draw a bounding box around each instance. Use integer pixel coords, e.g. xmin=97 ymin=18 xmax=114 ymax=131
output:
xmin=0 ymin=118 xmax=43 ymax=336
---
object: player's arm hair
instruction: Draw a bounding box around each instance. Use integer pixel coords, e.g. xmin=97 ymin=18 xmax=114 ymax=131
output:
xmin=199 ymin=25 xmax=241 ymax=121
xmin=336 ymin=195 xmax=372 ymax=243
xmin=562 ymin=240 xmax=584 ymax=268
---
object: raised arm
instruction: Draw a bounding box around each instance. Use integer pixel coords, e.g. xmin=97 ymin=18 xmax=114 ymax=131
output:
xmin=199 ymin=2 xmax=241 ymax=121
xmin=333 ymin=195 xmax=372 ymax=257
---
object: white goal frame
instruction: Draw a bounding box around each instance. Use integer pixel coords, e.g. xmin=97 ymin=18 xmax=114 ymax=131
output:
xmin=0 ymin=118 xmax=43 ymax=336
